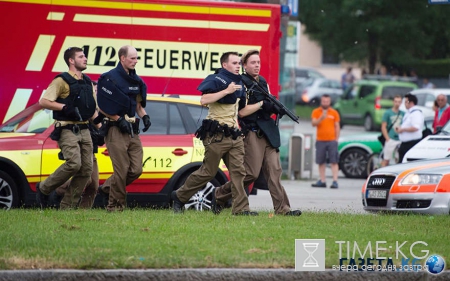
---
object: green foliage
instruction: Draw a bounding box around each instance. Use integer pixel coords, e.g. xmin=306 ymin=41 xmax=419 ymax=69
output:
xmin=406 ymin=59 xmax=450 ymax=78
xmin=299 ymin=1 xmax=450 ymax=73
xmin=0 ymin=209 xmax=448 ymax=269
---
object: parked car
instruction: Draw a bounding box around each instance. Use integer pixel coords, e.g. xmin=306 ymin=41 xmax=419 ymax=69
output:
xmin=334 ymin=78 xmax=418 ymax=131
xmin=402 ymin=118 xmax=450 ymax=162
xmin=292 ymin=67 xmax=325 ymax=85
xmin=0 ymin=97 xmax=233 ymax=210
xmin=338 ymin=117 xmax=433 ymax=179
xmin=338 ymin=132 xmax=382 ymax=179
xmin=362 ymin=158 xmax=450 ymax=215
xmin=281 ymin=67 xmax=325 ymax=93
xmin=295 ymin=78 xmax=343 ymax=106
xmin=400 ymin=88 xmax=450 ymax=119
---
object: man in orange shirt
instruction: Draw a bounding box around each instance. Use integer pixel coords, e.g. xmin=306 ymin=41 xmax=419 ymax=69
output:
xmin=311 ymin=94 xmax=340 ymax=188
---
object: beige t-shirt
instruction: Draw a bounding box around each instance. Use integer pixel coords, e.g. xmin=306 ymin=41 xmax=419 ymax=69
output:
xmin=205 ymin=100 xmax=240 ymax=128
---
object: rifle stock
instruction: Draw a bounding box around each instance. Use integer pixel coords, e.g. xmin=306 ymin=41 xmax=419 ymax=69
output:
xmin=250 ymin=81 xmax=299 ymax=124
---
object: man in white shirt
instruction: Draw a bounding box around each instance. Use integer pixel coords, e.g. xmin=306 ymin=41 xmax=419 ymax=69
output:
xmin=396 ymin=93 xmax=424 ymax=163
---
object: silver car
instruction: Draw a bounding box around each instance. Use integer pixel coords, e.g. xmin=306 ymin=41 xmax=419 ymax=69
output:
xmin=296 ymin=78 xmax=343 ymax=106
xmin=362 ymin=158 xmax=450 ymax=215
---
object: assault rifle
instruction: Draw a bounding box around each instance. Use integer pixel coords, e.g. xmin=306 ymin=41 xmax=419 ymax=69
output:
xmin=247 ymin=79 xmax=299 ymax=124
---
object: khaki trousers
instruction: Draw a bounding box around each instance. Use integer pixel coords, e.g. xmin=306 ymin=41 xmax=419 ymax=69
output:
xmin=40 ymin=128 xmax=93 ymax=210
xmin=216 ymin=131 xmax=291 ymax=214
xmin=57 ymin=155 xmax=99 ymax=209
xmin=176 ymin=134 xmax=249 ymax=214
xmin=103 ymin=126 xmax=143 ymax=212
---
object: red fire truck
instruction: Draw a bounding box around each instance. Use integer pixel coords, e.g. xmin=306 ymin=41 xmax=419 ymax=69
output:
xmin=0 ymin=0 xmax=281 ymax=123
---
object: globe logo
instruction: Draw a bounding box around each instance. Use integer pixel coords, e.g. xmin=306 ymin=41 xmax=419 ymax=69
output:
xmin=425 ymin=255 xmax=445 ymax=274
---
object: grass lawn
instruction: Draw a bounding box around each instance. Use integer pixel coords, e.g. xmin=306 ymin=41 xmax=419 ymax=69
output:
xmin=0 ymin=209 xmax=448 ymax=270
xmin=295 ymin=105 xmax=314 ymax=120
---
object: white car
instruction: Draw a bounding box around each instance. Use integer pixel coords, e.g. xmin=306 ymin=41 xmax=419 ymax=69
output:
xmin=400 ymin=88 xmax=450 ymax=119
xmin=403 ymin=118 xmax=450 ymax=162
xmin=295 ymin=78 xmax=343 ymax=106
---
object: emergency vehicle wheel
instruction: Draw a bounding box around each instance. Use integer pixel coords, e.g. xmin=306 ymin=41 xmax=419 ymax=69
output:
xmin=0 ymin=170 xmax=19 ymax=210
xmin=175 ymin=173 xmax=220 ymax=211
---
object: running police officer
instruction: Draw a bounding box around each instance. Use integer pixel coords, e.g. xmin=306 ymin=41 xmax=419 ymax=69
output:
xmin=214 ymin=50 xmax=302 ymax=216
xmin=97 ymin=45 xmax=151 ymax=212
xmin=171 ymin=51 xmax=258 ymax=216
xmin=36 ymin=47 xmax=97 ymax=210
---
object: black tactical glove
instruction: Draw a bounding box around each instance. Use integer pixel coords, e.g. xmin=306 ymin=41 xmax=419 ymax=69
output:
xmin=62 ymin=104 xmax=79 ymax=119
xmin=117 ymin=116 xmax=131 ymax=134
xmin=93 ymin=112 xmax=105 ymax=125
xmin=273 ymin=103 xmax=286 ymax=117
xmin=142 ymin=115 xmax=151 ymax=132
xmin=261 ymin=100 xmax=274 ymax=113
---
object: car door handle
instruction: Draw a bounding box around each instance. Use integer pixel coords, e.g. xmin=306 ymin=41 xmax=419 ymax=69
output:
xmin=172 ymin=148 xmax=188 ymax=156
xmin=102 ymin=150 xmax=110 ymax=156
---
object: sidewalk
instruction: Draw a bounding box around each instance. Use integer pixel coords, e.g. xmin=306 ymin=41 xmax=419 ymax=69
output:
xmin=0 ymin=268 xmax=448 ymax=281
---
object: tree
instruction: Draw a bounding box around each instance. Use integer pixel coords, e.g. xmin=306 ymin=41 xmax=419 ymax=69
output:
xmin=299 ymin=0 xmax=450 ymax=74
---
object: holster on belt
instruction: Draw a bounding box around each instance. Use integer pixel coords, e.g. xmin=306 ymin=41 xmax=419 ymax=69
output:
xmin=50 ymin=123 xmax=63 ymax=141
xmin=98 ymin=119 xmax=110 ymax=137
xmin=132 ymin=118 xmax=140 ymax=135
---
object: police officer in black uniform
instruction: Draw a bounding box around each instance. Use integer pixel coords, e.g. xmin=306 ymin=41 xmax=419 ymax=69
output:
xmin=214 ymin=49 xmax=302 ymax=216
xmin=37 ymin=47 xmax=97 ymax=209
xmin=97 ymin=45 xmax=151 ymax=212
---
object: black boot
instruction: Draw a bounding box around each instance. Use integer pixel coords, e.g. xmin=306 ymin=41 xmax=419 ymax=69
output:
xmin=285 ymin=210 xmax=302 ymax=216
xmin=171 ymin=191 xmax=184 ymax=213
xmin=234 ymin=210 xmax=259 ymax=216
xmin=97 ymin=185 xmax=109 ymax=207
xmin=35 ymin=182 xmax=49 ymax=209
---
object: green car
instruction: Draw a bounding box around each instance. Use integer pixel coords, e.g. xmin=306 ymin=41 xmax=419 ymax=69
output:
xmin=335 ymin=78 xmax=418 ymax=131
xmin=338 ymin=133 xmax=383 ymax=178
xmin=338 ymin=117 xmax=434 ymax=178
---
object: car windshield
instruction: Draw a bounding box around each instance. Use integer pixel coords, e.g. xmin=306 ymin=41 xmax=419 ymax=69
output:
xmin=0 ymin=103 xmax=53 ymax=133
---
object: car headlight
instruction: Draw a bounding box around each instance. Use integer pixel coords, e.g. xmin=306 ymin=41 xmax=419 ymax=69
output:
xmin=400 ymin=173 xmax=442 ymax=185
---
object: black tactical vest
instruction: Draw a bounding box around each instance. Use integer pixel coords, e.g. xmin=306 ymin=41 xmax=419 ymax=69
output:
xmin=240 ymin=74 xmax=280 ymax=148
xmin=53 ymin=72 xmax=96 ymax=121
xmin=97 ymin=63 xmax=147 ymax=117
xmin=197 ymin=68 xmax=244 ymax=104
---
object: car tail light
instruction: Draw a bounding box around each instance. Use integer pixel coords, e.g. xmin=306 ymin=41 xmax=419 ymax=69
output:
xmin=375 ymin=96 xmax=381 ymax=109
xmin=302 ymin=90 xmax=309 ymax=103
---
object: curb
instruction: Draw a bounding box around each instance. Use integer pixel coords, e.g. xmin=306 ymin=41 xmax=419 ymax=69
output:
xmin=0 ymin=269 xmax=449 ymax=281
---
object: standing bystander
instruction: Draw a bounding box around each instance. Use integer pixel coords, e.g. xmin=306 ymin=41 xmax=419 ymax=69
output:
xmin=311 ymin=94 xmax=340 ymax=188
xmin=432 ymin=94 xmax=450 ymax=133
xmin=380 ymin=95 xmax=404 ymax=167
xmin=396 ymin=93 xmax=424 ymax=163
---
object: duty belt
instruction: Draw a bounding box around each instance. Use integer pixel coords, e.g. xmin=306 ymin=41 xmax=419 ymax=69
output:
xmin=61 ymin=123 xmax=89 ymax=134
xmin=110 ymin=119 xmax=140 ymax=134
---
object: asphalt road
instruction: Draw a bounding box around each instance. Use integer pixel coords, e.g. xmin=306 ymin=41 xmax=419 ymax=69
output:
xmin=249 ymin=177 xmax=367 ymax=214
xmin=249 ymin=118 xmax=369 ymax=214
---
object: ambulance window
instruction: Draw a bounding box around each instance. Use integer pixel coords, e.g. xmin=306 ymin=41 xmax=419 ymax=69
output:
xmin=169 ymin=104 xmax=186 ymax=134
